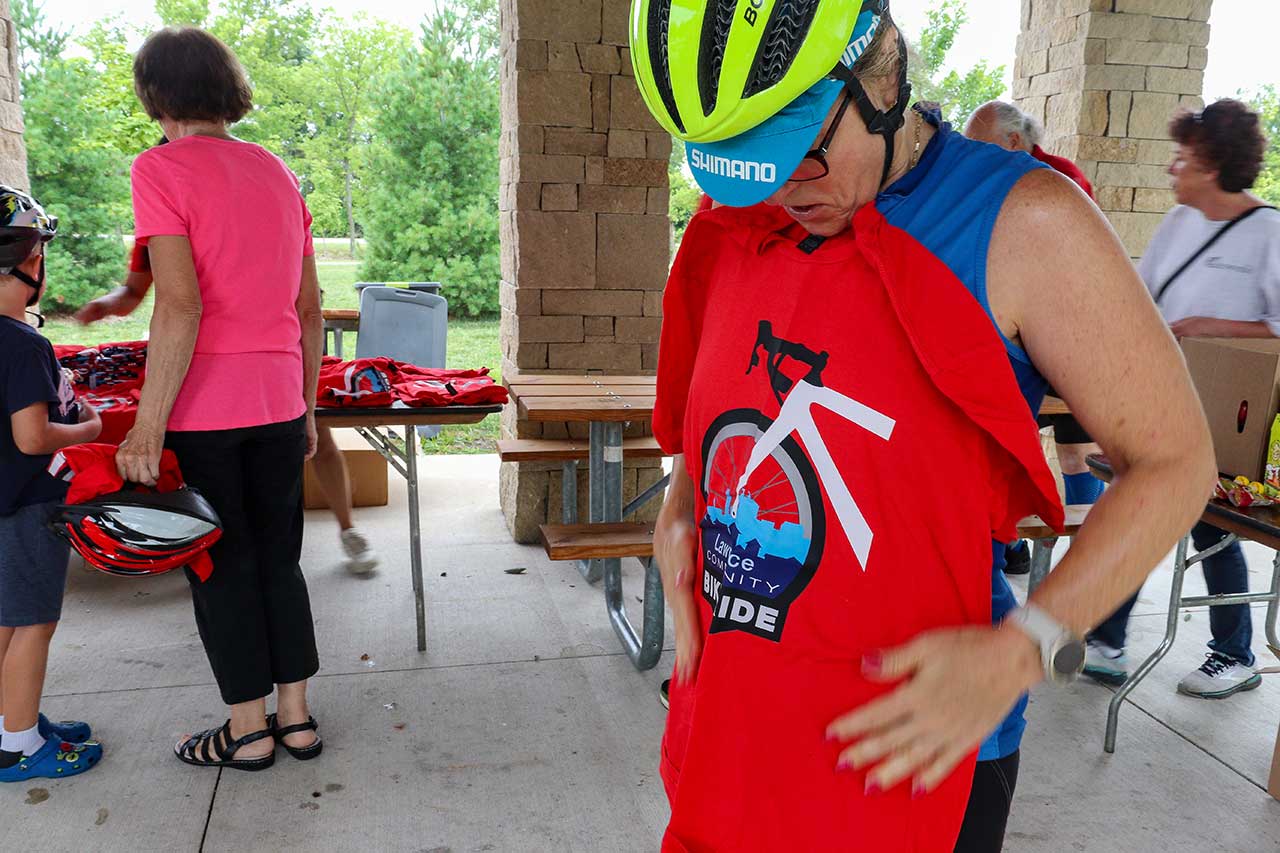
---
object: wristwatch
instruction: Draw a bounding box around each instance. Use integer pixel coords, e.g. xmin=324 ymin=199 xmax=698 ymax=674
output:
xmin=1004 ymin=604 xmax=1086 ymax=685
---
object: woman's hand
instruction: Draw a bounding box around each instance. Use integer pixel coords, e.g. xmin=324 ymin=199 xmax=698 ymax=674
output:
xmin=116 ymin=421 xmax=166 ymax=486
xmin=304 ymin=413 xmax=318 ymax=462
xmin=826 ymin=626 xmax=1042 ymax=796
xmin=1169 ymin=316 xmax=1273 ymax=339
xmin=654 ymin=496 xmax=702 ymax=684
xmin=1170 ymin=316 xmax=1227 ymax=338
xmin=74 ymin=288 xmax=142 ymax=325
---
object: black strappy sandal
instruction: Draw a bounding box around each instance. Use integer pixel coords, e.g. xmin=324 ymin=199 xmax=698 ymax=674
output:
xmin=268 ymin=713 xmax=323 ymax=761
xmin=174 ymin=721 xmax=275 ymax=771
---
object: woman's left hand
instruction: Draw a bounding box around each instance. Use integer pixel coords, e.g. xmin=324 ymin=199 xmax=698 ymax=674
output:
xmin=304 ymin=413 xmax=318 ymax=462
xmin=826 ymin=625 xmax=1042 ymax=796
xmin=1169 ymin=316 xmax=1229 ymax=338
xmin=116 ymin=421 xmax=166 ymax=486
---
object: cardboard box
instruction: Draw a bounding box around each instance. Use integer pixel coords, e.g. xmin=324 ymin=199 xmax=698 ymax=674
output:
xmin=303 ymin=428 xmax=389 ymax=510
xmin=1181 ymin=337 xmax=1280 ymax=481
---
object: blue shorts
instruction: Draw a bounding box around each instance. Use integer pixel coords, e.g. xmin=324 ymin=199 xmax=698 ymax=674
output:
xmin=0 ymin=501 xmax=69 ymax=627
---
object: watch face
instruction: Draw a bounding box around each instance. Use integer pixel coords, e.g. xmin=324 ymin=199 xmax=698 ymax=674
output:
xmin=1054 ymin=640 xmax=1087 ymax=676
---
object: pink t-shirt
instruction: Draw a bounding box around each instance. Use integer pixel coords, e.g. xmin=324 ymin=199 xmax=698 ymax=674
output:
xmin=131 ymin=136 xmax=315 ymax=431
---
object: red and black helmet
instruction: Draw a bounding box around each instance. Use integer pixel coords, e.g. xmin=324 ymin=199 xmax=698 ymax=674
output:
xmin=49 ymin=488 xmax=222 ymax=579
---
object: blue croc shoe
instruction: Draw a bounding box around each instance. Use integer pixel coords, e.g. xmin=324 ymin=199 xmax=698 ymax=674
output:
xmin=38 ymin=713 xmax=91 ymax=743
xmin=0 ymin=736 xmax=102 ymax=782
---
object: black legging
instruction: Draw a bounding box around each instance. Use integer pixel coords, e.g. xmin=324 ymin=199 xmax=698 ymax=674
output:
xmin=166 ymin=415 xmax=319 ymax=705
xmin=955 ymin=752 xmax=1020 ymax=853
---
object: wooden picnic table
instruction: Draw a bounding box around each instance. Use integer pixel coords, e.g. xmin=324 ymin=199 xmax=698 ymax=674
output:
xmin=506 ymin=374 xmax=665 ymax=669
xmin=1085 ymin=456 xmax=1280 ymax=793
xmin=504 ymin=374 xmax=1073 ymax=668
xmin=1039 ymin=395 xmax=1071 ymax=417
xmin=322 ymin=308 xmax=360 ymax=359
xmin=509 ymin=374 xmax=657 ymax=423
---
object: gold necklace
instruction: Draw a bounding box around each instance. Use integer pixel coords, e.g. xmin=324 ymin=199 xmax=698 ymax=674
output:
xmin=910 ymin=112 xmax=923 ymax=170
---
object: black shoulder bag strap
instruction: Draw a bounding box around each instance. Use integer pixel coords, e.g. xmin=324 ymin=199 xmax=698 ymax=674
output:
xmin=1153 ymin=205 xmax=1276 ymax=305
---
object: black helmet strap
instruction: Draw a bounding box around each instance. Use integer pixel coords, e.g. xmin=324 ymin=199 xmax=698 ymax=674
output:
xmin=8 ymin=253 xmax=46 ymax=326
xmin=829 ymin=29 xmax=913 ymax=190
xmin=10 ymin=254 xmax=45 ymax=306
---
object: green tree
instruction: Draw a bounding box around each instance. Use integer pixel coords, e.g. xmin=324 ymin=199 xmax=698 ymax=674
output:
xmin=668 ymin=139 xmax=700 ymax=245
xmin=79 ymin=18 xmax=159 ymax=182
xmin=1244 ymin=86 xmax=1280 ymax=206
xmin=205 ymin=0 xmax=321 ymax=160
xmin=305 ymin=15 xmax=412 ymax=255
xmin=360 ymin=0 xmax=500 ymax=317
xmin=908 ymin=0 xmax=1005 ymax=126
xmin=14 ymin=0 xmax=129 ymax=313
xmin=154 ymin=0 xmax=209 ymax=26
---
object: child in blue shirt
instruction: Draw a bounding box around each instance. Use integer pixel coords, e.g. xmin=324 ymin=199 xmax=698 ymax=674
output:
xmin=0 ymin=186 xmax=103 ymax=780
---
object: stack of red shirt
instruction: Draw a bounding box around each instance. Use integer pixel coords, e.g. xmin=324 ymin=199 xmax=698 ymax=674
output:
xmin=316 ymin=356 xmax=508 ymax=408
xmin=52 ymin=343 xmax=506 ymax=446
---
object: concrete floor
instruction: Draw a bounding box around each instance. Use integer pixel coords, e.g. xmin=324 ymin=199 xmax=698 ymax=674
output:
xmin=6 ymin=453 xmax=1280 ymax=851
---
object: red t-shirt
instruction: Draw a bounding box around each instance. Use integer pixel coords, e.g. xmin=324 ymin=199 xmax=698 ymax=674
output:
xmin=652 ymin=203 xmax=1059 ymax=851
xmin=1030 ymin=145 xmax=1094 ymax=199
xmin=128 ymin=242 xmax=150 ymax=273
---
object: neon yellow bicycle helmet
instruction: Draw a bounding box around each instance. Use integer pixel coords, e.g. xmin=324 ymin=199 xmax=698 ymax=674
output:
xmin=632 ymin=1 xmax=912 ymax=207
xmin=631 ymin=0 xmax=889 ymax=143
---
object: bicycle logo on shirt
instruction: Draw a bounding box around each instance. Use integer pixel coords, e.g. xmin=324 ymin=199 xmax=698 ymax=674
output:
xmin=698 ymin=321 xmax=896 ymax=641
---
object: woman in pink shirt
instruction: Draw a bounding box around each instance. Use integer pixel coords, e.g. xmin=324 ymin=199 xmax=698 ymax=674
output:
xmin=116 ymin=27 xmax=325 ymax=770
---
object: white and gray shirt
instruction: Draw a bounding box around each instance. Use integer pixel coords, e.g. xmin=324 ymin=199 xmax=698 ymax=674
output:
xmin=1138 ymin=204 xmax=1280 ymax=335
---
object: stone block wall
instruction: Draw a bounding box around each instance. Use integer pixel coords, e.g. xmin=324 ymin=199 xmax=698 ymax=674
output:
xmin=1013 ymin=0 xmax=1212 ymax=256
xmin=0 ymin=0 xmax=28 ymax=189
xmin=498 ymin=0 xmax=670 ymax=542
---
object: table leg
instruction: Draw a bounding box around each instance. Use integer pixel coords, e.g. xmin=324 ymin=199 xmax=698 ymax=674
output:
xmin=1028 ymin=538 xmax=1055 ymax=594
xmin=604 ymin=556 xmax=665 ymax=671
xmin=405 ymin=423 xmax=427 ymax=652
xmin=1105 ymin=534 xmax=1190 ymax=753
xmin=580 ymin=422 xmax=605 ymax=584
xmin=593 ymin=422 xmax=658 ymax=669
xmin=333 ymin=328 xmax=344 ymax=360
xmin=1266 ymin=550 xmax=1280 ymax=656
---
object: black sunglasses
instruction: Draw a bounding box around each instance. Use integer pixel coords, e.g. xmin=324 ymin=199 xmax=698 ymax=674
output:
xmin=790 ymin=90 xmax=855 ymax=183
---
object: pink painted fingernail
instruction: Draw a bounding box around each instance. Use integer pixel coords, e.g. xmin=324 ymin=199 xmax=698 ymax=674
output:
xmin=825 ymin=730 xmax=839 ymax=743
xmin=912 ymin=781 xmax=927 ymax=800
xmin=865 ymin=780 xmax=882 ymax=796
xmin=835 ymin=757 xmax=851 ymax=771
xmin=862 ymin=651 xmax=882 ymax=673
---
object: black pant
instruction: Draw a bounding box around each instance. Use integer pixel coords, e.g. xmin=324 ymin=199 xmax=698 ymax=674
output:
xmin=166 ymin=416 xmax=319 ymax=705
xmin=955 ymin=752 xmax=1020 ymax=853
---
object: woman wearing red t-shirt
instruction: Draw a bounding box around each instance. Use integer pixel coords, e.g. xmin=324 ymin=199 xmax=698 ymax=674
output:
xmin=634 ymin=2 xmax=1213 ymax=851
xmin=115 ymin=27 xmax=324 ymax=770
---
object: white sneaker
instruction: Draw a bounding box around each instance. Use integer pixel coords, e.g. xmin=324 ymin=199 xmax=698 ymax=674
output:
xmin=340 ymin=528 xmax=379 ymax=575
xmin=1082 ymin=640 xmax=1129 ymax=685
xmin=1176 ymin=653 xmax=1262 ymax=699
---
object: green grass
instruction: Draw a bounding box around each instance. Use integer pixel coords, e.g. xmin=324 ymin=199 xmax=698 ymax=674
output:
xmin=42 ymin=260 xmax=503 ymax=455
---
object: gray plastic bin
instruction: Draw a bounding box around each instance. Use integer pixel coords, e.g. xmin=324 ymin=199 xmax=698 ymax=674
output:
xmin=355 ymin=286 xmax=448 ymax=439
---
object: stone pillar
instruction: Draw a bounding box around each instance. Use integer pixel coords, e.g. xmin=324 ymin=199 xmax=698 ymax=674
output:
xmin=498 ymin=0 xmax=670 ymax=542
xmin=0 ymin=0 xmax=28 ymax=189
xmin=1013 ymin=0 xmax=1212 ymax=257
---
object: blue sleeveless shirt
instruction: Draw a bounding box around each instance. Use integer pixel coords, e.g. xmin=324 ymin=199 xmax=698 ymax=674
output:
xmin=876 ymin=108 xmax=1049 ymax=761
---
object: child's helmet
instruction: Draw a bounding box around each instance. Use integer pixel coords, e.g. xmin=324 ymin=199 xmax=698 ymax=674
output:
xmin=0 ymin=186 xmax=57 ymax=275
